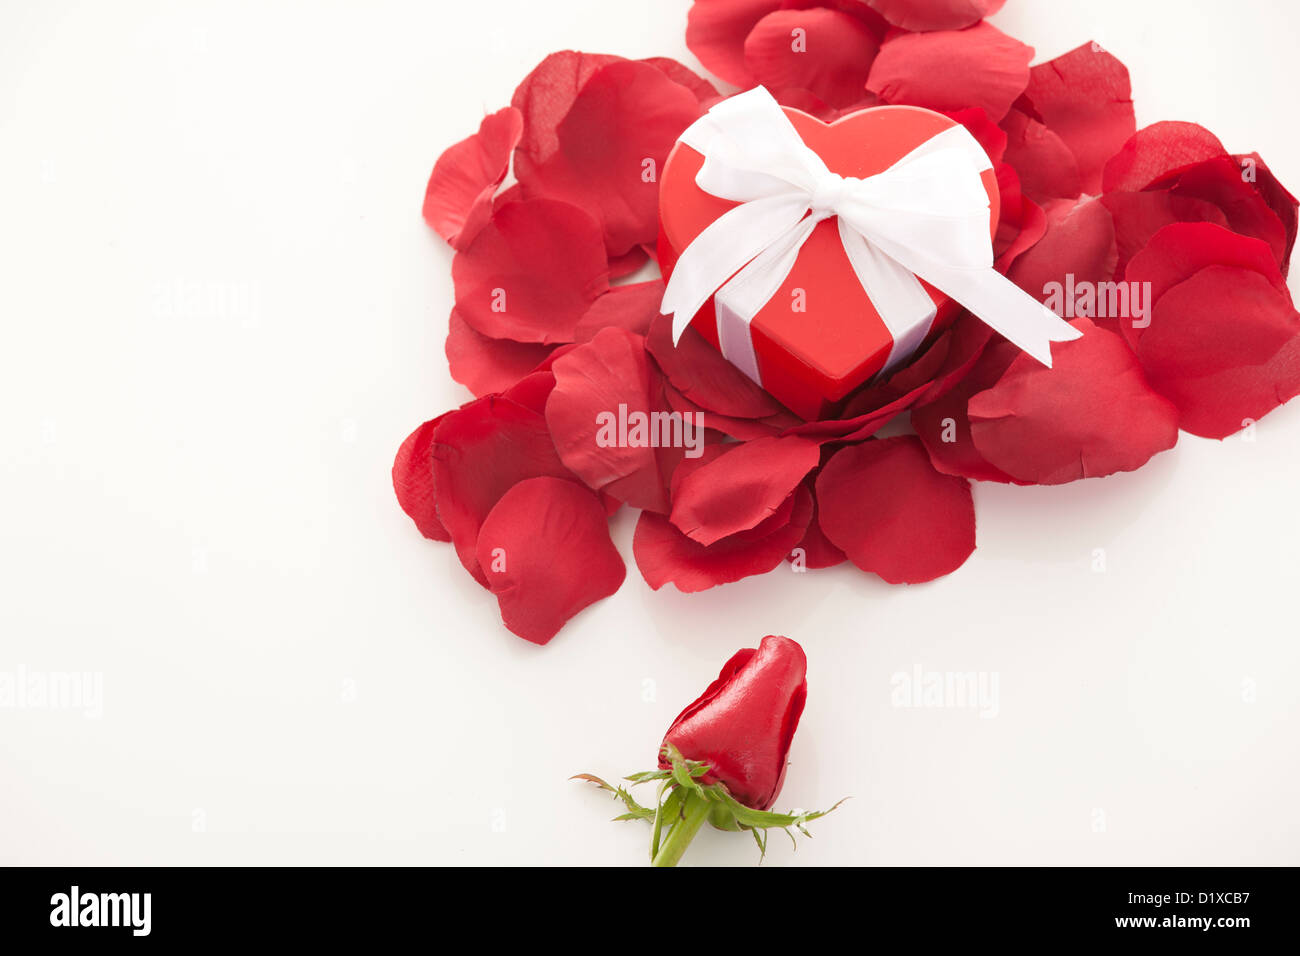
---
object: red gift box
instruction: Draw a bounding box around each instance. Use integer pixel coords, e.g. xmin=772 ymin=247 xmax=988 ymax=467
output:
xmin=657 ymin=104 xmax=1000 ymax=421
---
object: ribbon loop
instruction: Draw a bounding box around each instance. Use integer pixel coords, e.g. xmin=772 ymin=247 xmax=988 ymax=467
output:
xmin=661 ymin=87 xmax=1081 ymax=380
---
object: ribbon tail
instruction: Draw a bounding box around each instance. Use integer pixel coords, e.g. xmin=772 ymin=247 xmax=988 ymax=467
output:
xmin=927 ymin=264 xmax=1083 ymax=367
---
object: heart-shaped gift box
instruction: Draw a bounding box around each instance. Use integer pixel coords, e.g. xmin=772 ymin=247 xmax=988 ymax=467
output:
xmin=657 ymin=103 xmax=1000 ymax=420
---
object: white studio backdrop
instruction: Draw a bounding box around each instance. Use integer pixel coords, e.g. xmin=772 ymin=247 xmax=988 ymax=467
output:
xmin=1 ymin=0 xmax=1297 ymax=865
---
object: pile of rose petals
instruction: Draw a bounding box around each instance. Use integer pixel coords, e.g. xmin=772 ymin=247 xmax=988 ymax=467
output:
xmin=397 ymin=0 xmax=1300 ymax=644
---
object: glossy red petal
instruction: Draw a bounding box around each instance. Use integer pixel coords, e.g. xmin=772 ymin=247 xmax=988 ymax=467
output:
xmin=452 ymin=198 xmax=609 ymax=344
xmin=967 ymin=320 xmax=1179 ymax=484
xmin=475 ymin=477 xmax=625 ymax=644
xmin=1020 ymin=42 xmax=1135 ymax=194
xmin=1001 ymin=108 xmax=1081 ymax=204
xmin=431 ymin=396 xmax=574 ymax=584
xmin=422 ymin=107 xmax=523 ymax=251
xmin=1135 ymin=267 xmax=1300 ymax=439
xmin=661 ymin=634 xmax=807 ymax=810
xmin=866 ymin=0 xmax=1005 ymax=32
xmin=446 ymin=310 xmax=555 ymax=398
xmin=519 ymin=60 xmax=702 ymax=257
xmin=393 ymin=413 xmax=455 ymax=541
xmin=544 ymin=327 xmax=675 ymax=513
xmin=670 ymin=435 xmax=822 ymax=545
xmin=645 ymin=312 xmax=788 ymax=419
xmin=686 ymin=0 xmax=781 ymax=87
xmin=1102 ymin=121 xmax=1227 ymax=193
xmin=743 ymin=8 xmax=879 ymax=109
xmin=634 ymin=486 xmax=813 ymax=593
xmin=866 ymin=22 xmax=1032 ymax=123
xmin=816 ymin=437 xmax=975 ymax=584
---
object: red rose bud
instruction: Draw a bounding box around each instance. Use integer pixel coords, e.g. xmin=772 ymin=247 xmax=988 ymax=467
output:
xmin=660 ymin=634 xmax=807 ymax=811
xmin=574 ymin=635 xmax=843 ymax=867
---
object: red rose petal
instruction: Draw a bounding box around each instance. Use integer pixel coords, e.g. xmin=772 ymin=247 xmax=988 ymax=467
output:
xmin=866 ymin=22 xmax=1033 ymax=122
xmin=638 ymin=56 xmax=722 ymax=107
xmin=1122 ymin=222 xmax=1288 ymax=349
xmin=686 ymin=0 xmax=781 ymax=87
xmin=1236 ymin=152 xmax=1299 ymax=274
xmin=500 ymin=368 xmax=560 ymax=416
xmin=816 ymin=436 xmax=975 ymax=584
xmin=511 ymin=51 xmax=622 ymax=179
xmin=670 ymin=435 xmax=822 ymax=545
xmin=866 ymin=0 xmax=1005 ymax=32
xmin=519 ymin=60 xmax=702 ymax=257
xmin=544 ymin=327 xmax=676 ymax=513
xmin=646 ymin=312 xmax=788 ymax=419
xmin=452 ymin=198 xmax=610 ymax=344
xmin=1162 ymin=156 xmax=1288 ymax=268
xmin=664 ymin=383 xmax=799 ymax=439
xmin=967 ymin=320 xmax=1179 ymax=484
xmin=634 ymin=485 xmax=813 ymax=593
xmin=1001 ymin=107 xmax=1082 ymax=204
xmin=911 ymin=339 xmax=1023 ymax=483
xmin=446 ymin=310 xmax=555 ymax=398
xmin=1139 ymin=265 xmax=1297 ymax=378
xmin=791 ymin=491 xmax=846 ymax=569
xmin=573 ymin=279 xmax=665 ymax=342
xmin=475 ymin=476 xmax=625 ymax=644
xmin=422 ymin=107 xmax=522 ymax=251
xmin=1102 ymin=121 xmax=1227 ymax=193
xmin=943 ymin=106 xmax=1008 ymax=166
xmin=1020 ymin=42 xmax=1135 ymax=194
xmin=1009 ymin=197 xmax=1118 ymax=322
xmin=878 ymin=308 xmax=999 ymax=408
xmin=431 ymin=396 xmax=574 ymax=584
xmin=607 ymin=246 xmax=650 ymax=279
xmin=993 ymin=165 xmax=1047 ymax=270
xmin=1101 ymin=189 xmax=1227 ymax=278
xmin=393 ymin=413 xmax=455 ymax=541
xmin=743 ymin=8 xmax=880 ymax=109
xmin=1135 ymin=266 xmax=1300 ymax=439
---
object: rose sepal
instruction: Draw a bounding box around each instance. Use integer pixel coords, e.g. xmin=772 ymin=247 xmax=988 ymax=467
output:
xmin=574 ymin=743 xmax=845 ymax=866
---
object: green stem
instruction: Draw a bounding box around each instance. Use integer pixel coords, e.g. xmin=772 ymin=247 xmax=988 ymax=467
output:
xmin=650 ymin=789 xmax=711 ymax=868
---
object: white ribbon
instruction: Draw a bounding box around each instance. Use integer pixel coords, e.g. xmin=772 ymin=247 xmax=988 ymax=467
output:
xmin=660 ymin=87 xmax=1081 ymax=383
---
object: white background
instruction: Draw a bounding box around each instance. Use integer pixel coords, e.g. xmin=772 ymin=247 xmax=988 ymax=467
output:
xmin=2 ymin=0 xmax=1298 ymax=866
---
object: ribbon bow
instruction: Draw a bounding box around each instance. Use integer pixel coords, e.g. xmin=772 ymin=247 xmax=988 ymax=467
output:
xmin=660 ymin=87 xmax=1080 ymax=382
